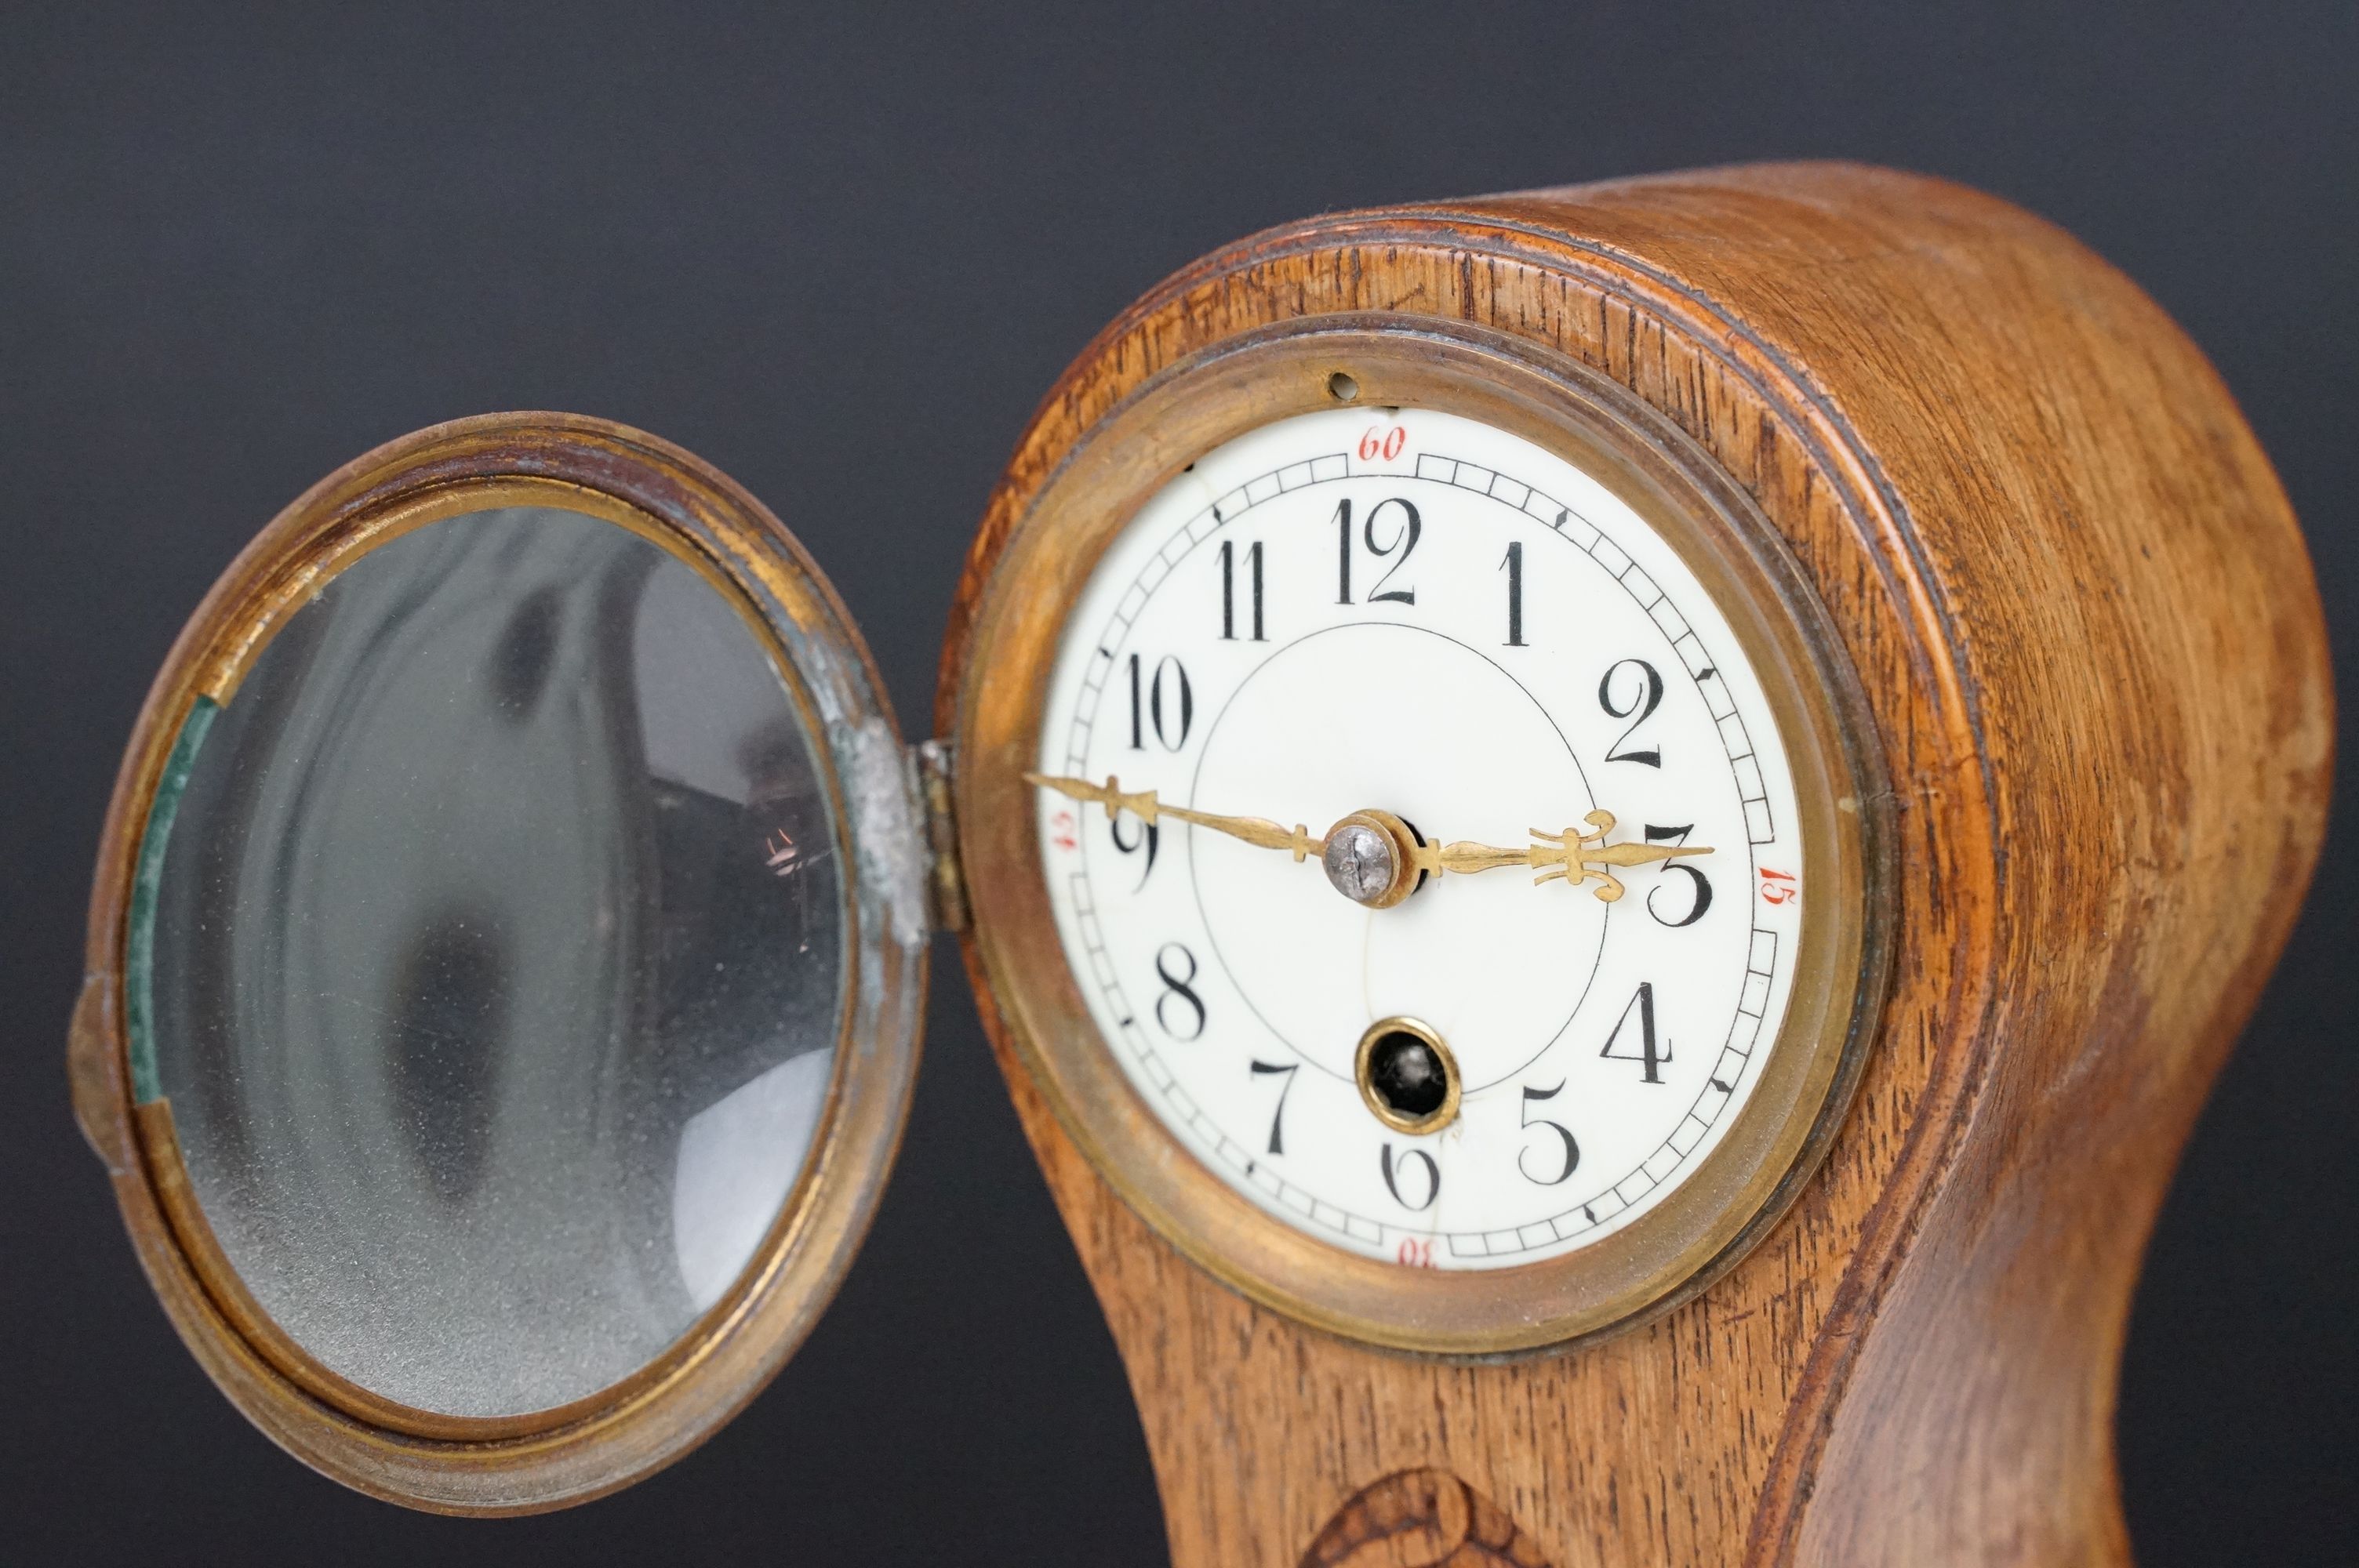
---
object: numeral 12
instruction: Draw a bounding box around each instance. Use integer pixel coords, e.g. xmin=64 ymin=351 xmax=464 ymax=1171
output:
xmin=1333 ymin=497 xmax=1420 ymax=606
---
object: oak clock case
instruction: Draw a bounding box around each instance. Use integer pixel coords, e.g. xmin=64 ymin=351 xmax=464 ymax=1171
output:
xmin=939 ymin=165 xmax=2326 ymax=1568
xmin=70 ymin=163 xmax=2329 ymax=1562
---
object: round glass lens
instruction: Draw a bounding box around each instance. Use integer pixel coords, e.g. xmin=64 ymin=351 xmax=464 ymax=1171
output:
xmin=135 ymin=504 xmax=845 ymax=1418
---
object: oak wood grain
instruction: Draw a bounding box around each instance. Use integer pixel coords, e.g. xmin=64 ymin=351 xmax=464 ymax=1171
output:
xmin=940 ymin=162 xmax=2332 ymax=1566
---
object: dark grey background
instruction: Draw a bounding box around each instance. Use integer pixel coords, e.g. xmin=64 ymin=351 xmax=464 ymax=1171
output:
xmin=3 ymin=3 xmax=2350 ymax=1563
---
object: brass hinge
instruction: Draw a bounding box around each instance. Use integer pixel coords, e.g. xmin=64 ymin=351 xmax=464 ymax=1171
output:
xmin=914 ymin=738 xmax=969 ymax=934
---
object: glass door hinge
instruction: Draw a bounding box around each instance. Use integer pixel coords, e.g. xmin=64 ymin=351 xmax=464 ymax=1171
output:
xmin=914 ymin=738 xmax=969 ymax=934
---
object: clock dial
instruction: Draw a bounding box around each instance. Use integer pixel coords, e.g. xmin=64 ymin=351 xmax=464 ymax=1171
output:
xmin=1034 ymin=407 xmax=1805 ymax=1269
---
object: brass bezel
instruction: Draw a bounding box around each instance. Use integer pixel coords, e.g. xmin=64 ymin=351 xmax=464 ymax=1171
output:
xmin=1354 ymin=1017 xmax=1463 ymax=1136
xmin=69 ymin=415 xmax=929 ymax=1512
xmin=953 ymin=320 xmax=1893 ymax=1356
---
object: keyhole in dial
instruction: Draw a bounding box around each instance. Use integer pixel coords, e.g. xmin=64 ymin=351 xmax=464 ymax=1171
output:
xmin=1357 ymin=1017 xmax=1461 ymax=1134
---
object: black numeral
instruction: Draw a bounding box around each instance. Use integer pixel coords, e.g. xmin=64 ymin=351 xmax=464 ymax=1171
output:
xmin=1364 ymin=497 xmax=1419 ymax=604
xmin=1249 ymin=1059 xmax=1299 ymax=1155
xmin=1601 ymin=981 xmax=1670 ymax=1083
xmin=1500 ymin=540 xmax=1526 ymax=645
xmin=1109 ymin=812 xmax=1159 ymax=891
xmin=1332 ymin=496 xmax=1421 ymax=607
xmin=1219 ymin=539 xmax=1266 ymax=641
xmin=1153 ymin=942 xmax=1206 ymax=1040
xmin=1380 ymin=1143 xmax=1440 ymax=1211
xmin=1517 ymin=1081 xmax=1580 ymax=1185
xmin=1336 ymin=498 xmax=1352 ymax=604
xmin=1599 ymin=658 xmax=1665 ymax=766
xmin=1128 ymin=653 xmax=1194 ymax=752
xmin=1642 ymin=823 xmax=1713 ymax=927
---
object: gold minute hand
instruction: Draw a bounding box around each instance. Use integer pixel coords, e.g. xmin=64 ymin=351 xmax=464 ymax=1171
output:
xmin=1024 ymin=773 xmax=1325 ymax=862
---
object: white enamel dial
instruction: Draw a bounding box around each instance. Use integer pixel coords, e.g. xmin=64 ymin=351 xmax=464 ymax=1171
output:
xmin=1034 ymin=406 xmax=1805 ymax=1269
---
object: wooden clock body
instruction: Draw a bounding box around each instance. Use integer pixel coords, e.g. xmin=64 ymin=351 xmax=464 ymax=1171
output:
xmin=938 ymin=163 xmax=2332 ymax=1566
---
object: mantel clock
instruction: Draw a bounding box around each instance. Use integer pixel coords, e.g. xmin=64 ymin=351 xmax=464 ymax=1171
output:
xmin=70 ymin=164 xmax=2330 ymax=1564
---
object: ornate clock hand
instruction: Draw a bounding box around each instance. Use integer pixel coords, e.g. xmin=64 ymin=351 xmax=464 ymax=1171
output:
xmin=1525 ymin=811 xmax=1714 ymax=902
xmin=1024 ymin=772 xmax=1324 ymax=861
xmin=1030 ymin=775 xmax=1710 ymax=909
xmin=1339 ymin=808 xmax=1714 ymax=906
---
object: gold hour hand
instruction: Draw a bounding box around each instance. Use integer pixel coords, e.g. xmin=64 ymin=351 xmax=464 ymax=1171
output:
xmin=1024 ymin=773 xmax=1324 ymax=862
xmin=1523 ymin=810 xmax=1712 ymax=902
xmin=1394 ymin=810 xmax=1711 ymax=902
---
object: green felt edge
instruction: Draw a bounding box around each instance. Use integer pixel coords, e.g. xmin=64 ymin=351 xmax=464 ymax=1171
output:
xmin=125 ymin=695 xmax=217 ymax=1104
